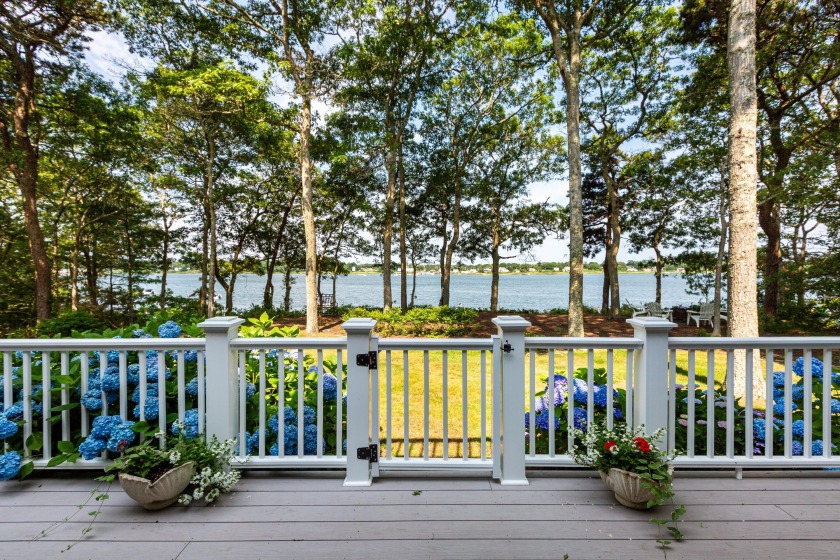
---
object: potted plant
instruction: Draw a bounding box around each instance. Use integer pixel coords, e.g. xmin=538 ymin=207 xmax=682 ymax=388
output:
xmin=571 ymin=422 xmax=685 ymax=544
xmin=101 ymin=421 xmax=241 ymax=510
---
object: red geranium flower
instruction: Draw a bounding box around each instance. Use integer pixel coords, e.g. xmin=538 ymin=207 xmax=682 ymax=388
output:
xmin=633 ymin=437 xmax=651 ymax=453
xmin=604 ymin=440 xmax=619 ymax=454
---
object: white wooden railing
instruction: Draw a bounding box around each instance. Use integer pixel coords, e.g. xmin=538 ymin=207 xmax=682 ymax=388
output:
xmin=2 ymin=316 xmax=839 ymax=486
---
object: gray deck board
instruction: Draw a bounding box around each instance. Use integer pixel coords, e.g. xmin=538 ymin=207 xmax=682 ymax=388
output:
xmin=2 ymin=471 xmax=840 ymax=560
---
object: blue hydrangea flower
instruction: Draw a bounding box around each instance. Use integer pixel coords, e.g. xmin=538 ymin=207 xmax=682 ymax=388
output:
xmin=791 ymin=384 xmax=805 ymax=401
xmin=323 ymin=373 xmax=338 ymax=400
xmin=772 ymin=388 xmax=785 ymax=401
xmin=791 ymin=419 xmax=805 ymax=438
xmin=0 ymin=451 xmax=22 ymax=481
xmin=302 ymin=405 xmax=316 ymax=426
xmin=172 ymin=409 xmax=200 ymax=439
xmin=91 ymin=415 xmax=123 ymax=439
xmin=101 ymin=372 xmax=121 ymax=392
xmin=245 ymin=431 xmax=262 ymax=455
xmin=753 ymin=418 xmax=767 ymax=441
xmin=145 ymin=360 xmax=170 ymax=383
xmin=104 ymin=390 xmax=118 ymax=405
xmin=773 ymin=399 xmax=798 ymax=416
xmin=573 ymin=408 xmax=587 ymax=431
xmin=831 ymin=399 xmax=840 ymax=414
xmin=772 ymin=371 xmax=786 ymax=388
xmin=268 ymin=407 xmax=296 ymax=433
xmin=813 ymin=440 xmax=827 ymax=456
xmin=534 ymin=411 xmax=560 ymax=431
xmin=303 ymin=424 xmax=319 ymax=455
xmin=613 ymin=407 xmax=623 ymax=420
xmin=106 ymin=350 xmax=120 ymax=365
xmin=183 ymin=350 xmax=198 ymax=363
xmin=0 ymin=414 xmax=18 ymax=439
xmin=80 ymin=390 xmax=104 ymax=411
xmin=107 ymin=422 xmax=136 ymax=452
xmin=792 ymin=440 xmax=804 ymax=456
xmin=793 ymin=357 xmax=824 ymax=380
xmin=126 ymin=364 xmax=141 ymax=385
xmin=133 ymin=397 xmax=159 ymax=420
xmin=79 ymin=436 xmax=107 ymax=460
xmin=157 ymin=320 xmax=182 ymax=338
xmin=132 ymin=329 xmax=149 ymax=338
xmin=283 ymin=424 xmax=299 ymax=455
xmin=130 ymin=384 xmax=158 ymax=403
xmin=572 ymin=378 xmax=588 ymax=404
xmin=185 ymin=377 xmax=200 ymax=397
xmin=592 ymin=385 xmax=616 ymax=408
xmin=243 ymin=381 xmax=256 ymax=400
xmin=4 ymin=400 xmax=42 ymax=419
xmin=833 ymin=372 xmax=840 ymax=386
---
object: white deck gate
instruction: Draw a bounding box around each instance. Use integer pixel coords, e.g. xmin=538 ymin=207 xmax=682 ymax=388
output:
xmin=2 ymin=316 xmax=840 ymax=486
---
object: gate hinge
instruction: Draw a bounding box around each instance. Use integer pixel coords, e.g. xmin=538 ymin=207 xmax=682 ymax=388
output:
xmin=355 ymin=351 xmax=378 ymax=370
xmin=356 ymin=444 xmax=379 ymax=463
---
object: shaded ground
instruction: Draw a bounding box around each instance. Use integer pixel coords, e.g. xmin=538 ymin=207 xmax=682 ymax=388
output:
xmin=276 ymin=312 xmax=709 ymax=337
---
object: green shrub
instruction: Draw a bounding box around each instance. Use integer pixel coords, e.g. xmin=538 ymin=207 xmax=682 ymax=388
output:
xmin=36 ymin=310 xmax=108 ymax=337
xmin=342 ymin=306 xmax=479 ymax=337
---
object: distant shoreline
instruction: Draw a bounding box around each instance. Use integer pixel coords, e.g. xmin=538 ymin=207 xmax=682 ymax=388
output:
xmin=162 ymin=270 xmax=677 ymax=277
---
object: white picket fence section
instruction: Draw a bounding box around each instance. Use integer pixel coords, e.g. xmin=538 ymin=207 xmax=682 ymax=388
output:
xmin=2 ymin=316 xmax=840 ymax=486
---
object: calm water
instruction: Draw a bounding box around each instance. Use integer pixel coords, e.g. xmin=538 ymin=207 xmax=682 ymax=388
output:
xmin=144 ymin=273 xmax=704 ymax=312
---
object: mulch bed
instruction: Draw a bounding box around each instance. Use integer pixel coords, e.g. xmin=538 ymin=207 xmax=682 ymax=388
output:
xmin=276 ymin=312 xmax=710 ymax=338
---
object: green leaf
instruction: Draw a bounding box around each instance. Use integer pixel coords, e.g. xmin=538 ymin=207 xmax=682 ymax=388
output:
xmin=54 ymin=375 xmax=75 ymax=385
xmin=46 ymin=454 xmax=69 ymax=468
xmin=132 ymin=421 xmax=150 ymax=433
xmin=26 ymin=433 xmax=43 ymax=452
xmin=50 ymin=403 xmax=79 ymax=412
xmin=57 ymin=440 xmax=76 ymax=454
xmin=18 ymin=461 xmax=34 ymax=479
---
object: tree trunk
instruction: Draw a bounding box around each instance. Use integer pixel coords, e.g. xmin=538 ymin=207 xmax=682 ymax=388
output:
xmin=757 ymin=198 xmax=781 ymax=317
xmin=440 ymin=179 xmax=462 ymax=307
xmin=727 ymin=0 xmax=764 ymax=400
xmin=283 ymin=261 xmax=293 ymax=313
xmin=398 ymin=146 xmax=408 ymax=313
xmin=606 ymin=177 xmax=621 ymax=320
xmin=601 ymin=223 xmax=610 ymax=314
xmin=490 ymin=231 xmax=501 ymax=312
xmin=713 ymin=173 xmax=728 ymax=336
xmin=206 ymin=133 xmax=217 ymax=318
xmin=83 ymin=247 xmax=99 ymax=308
xmin=199 ymin=217 xmax=208 ymax=314
xmin=382 ymin=138 xmax=397 ymax=312
xmin=564 ymin=34 xmax=585 ymax=335
xmin=12 ymin=64 xmax=52 ymax=321
xmin=263 ymin=190 xmax=297 ymax=309
xmin=301 ymin=88 xmax=319 ymax=333
xmin=70 ymin=246 xmax=79 ymax=311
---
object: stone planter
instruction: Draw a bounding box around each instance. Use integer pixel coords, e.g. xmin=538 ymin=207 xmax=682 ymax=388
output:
xmin=605 ymin=468 xmax=672 ymax=510
xmin=119 ymin=461 xmax=195 ymax=510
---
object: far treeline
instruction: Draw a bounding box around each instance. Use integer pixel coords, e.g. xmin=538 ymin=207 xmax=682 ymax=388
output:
xmin=1 ymin=0 xmax=837 ymax=337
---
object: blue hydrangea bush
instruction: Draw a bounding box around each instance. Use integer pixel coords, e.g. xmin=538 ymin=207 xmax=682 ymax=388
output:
xmin=525 ymin=367 xmax=627 ymax=454
xmin=526 ymin=357 xmax=840 ymax=459
xmin=0 ymin=312 xmax=347 ymax=481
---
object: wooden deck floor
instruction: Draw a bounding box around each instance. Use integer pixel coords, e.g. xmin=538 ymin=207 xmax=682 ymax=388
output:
xmin=2 ymin=470 xmax=840 ymax=559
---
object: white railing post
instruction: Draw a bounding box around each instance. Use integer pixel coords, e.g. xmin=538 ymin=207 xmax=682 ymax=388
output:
xmin=626 ymin=317 xmax=676 ymax=437
xmin=492 ymin=316 xmax=531 ymax=486
xmin=198 ymin=317 xmax=245 ymax=444
xmin=343 ymin=318 xmax=377 ymax=487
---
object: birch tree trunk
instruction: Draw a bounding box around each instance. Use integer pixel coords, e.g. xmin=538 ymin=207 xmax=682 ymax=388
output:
xmin=727 ymin=0 xmax=764 ymax=400
xmin=301 ymin=87 xmax=319 ymax=333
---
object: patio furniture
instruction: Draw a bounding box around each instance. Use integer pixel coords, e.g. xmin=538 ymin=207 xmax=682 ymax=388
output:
xmin=318 ymin=293 xmax=337 ymax=314
xmin=632 ymin=302 xmax=673 ymax=320
xmin=687 ymin=303 xmax=727 ymax=327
